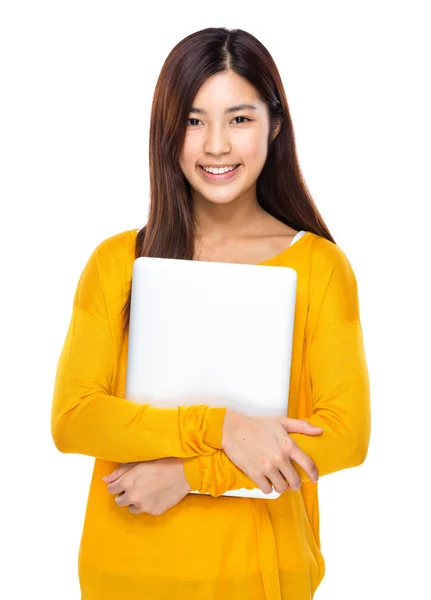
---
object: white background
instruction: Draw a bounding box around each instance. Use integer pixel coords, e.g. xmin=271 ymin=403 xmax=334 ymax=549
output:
xmin=1 ymin=1 xmax=430 ymax=598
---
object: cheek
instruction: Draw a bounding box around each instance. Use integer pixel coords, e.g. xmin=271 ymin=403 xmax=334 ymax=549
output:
xmin=238 ymin=131 xmax=268 ymax=163
xmin=178 ymin=149 xmax=188 ymax=173
xmin=180 ymin=137 xmax=200 ymax=167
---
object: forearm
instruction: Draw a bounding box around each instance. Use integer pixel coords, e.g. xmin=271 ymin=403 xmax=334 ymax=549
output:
xmin=182 ymin=323 xmax=371 ymax=493
xmin=51 ymin=307 xmax=226 ymax=462
xmin=52 ymin=391 xmax=226 ymax=463
xmin=289 ymin=321 xmax=371 ymax=482
xmin=182 ymin=450 xmax=256 ymax=496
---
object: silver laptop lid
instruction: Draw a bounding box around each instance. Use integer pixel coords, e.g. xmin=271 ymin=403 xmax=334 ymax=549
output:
xmin=125 ymin=257 xmax=297 ymax=418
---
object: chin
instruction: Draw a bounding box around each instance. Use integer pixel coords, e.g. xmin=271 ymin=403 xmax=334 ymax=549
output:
xmin=198 ymin=190 xmax=241 ymax=204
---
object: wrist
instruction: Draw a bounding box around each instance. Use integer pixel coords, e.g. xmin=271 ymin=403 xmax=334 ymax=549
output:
xmin=221 ymin=408 xmax=240 ymax=451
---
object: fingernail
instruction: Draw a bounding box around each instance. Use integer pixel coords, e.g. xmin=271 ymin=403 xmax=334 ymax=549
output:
xmin=102 ymin=476 xmax=110 ymax=481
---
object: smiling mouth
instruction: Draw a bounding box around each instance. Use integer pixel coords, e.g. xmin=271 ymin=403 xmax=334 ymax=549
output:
xmin=198 ymin=164 xmax=241 ymax=174
xmin=197 ymin=164 xmax=242 ymax=183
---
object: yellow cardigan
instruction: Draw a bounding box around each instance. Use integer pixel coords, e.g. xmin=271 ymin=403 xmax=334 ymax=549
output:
xmin=51 ymin=229 xmax=371 ymax=600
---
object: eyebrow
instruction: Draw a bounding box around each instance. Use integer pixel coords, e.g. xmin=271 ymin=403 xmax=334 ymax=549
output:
xmin=189 ymin=104 xmax=258 ymax=115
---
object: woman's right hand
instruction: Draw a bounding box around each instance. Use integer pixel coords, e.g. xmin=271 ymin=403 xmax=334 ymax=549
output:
xmin=221 ymin=409 xmax=323 ymax=494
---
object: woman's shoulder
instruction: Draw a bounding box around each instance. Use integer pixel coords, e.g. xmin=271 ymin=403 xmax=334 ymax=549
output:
xmin=94 ymin=228 xmax=138 ymax=261
xmin=307 ymin=232 xmax=356 ymax=277
xmin=305 ymin=232 xmax=358 ymax=309
xmin=89 ymin=228 xmax=139 ymax=290
xmin=96 ymin=229 xmax=139 ymax=255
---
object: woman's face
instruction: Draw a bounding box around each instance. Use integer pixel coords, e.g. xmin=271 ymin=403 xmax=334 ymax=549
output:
xmin=179 ymin=70 xmax=275 ymax=208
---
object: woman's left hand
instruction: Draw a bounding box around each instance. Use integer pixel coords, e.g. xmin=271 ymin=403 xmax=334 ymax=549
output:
xmin=103 ymin=458 xmax=192 ymax=515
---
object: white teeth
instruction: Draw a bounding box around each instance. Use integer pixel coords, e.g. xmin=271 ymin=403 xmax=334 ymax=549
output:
xmin=202 ymin=165 xmax=238 ymax=174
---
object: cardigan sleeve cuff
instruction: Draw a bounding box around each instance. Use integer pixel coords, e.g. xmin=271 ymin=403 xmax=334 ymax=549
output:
xmin=203 ymin=407 xmax=227 ymax=449
xmin=182 ymin=456 xmax=202 ymax=492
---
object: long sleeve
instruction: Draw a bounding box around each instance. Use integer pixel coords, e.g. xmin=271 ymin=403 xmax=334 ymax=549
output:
xmin=183 ymin=450 xmax=256 ymax=496
xmin=183 ymin=248 xmax=371 ymax=494
xmin=288 ymin=258 xmax=371 ymax=481
xmin=51 ymin=241 xmax=226 ymax=463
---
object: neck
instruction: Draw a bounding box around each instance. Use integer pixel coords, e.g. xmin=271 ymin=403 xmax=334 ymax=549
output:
xmin=193 ymin=188 xmax=267 ymax=243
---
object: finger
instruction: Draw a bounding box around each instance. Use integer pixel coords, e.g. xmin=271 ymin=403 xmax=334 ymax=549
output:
xmin=128 ymin=504 xmax=142 ymax=515
xmin=103 ymin=472 xmax=120 ymax=483
xmin=278 ymin=460 xmax=302 ymax=491
xmin=114 ymin=491 xmax=129 ymax=507
xmin=280 ymin=418 xmax=323 ymax=435
xmin=107 ymin=479 xmax=126 ymax=495
xmin=253 ymin=475 xmax=274 ymax=495
xmin=265 ymin=468 xmax=288 ymax=494
xmin=289 ymin=445 xmax=319 ymax=482
xmin=103 ymin=462 xmax=134 ymax=483
xmin=103 ymin=468 xmax=123 ymax=483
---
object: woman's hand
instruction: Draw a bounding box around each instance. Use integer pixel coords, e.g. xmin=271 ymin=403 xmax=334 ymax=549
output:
xmin=103 ymin=458 xmax=191 ymax=515
xmin=222 ymin=410 xmax=323 ymax=494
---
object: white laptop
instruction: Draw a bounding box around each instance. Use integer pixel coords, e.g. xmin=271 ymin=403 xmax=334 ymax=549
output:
xmin=125 ymin=251 xmax=299 ymax=500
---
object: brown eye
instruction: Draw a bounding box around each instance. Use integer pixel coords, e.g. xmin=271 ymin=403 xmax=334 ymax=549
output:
xmin=187 ymin=116 xmax=251 ymax=126
xmin=232 ymin=116 xmax=251 ymax=124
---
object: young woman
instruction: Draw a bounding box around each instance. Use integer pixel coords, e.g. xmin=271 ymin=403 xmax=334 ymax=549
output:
xmin=51 ymin=27 xmax=371 ymax=600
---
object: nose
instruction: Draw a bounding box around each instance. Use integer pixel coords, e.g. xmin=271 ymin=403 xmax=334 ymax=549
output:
xmin=203 ymin=124 xmax=232 ymax=155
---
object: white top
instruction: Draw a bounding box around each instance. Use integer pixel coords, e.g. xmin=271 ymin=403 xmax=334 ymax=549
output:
xmin=290 ymin=229 xmax=307 ymax=246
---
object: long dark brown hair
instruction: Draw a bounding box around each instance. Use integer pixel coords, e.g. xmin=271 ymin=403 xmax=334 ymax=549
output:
xmin=121 ymin=27 xmax=336 ymax=337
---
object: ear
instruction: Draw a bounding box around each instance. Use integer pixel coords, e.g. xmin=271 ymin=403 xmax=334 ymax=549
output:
xmin=270 ymin=119 xmax=282 ymax=143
